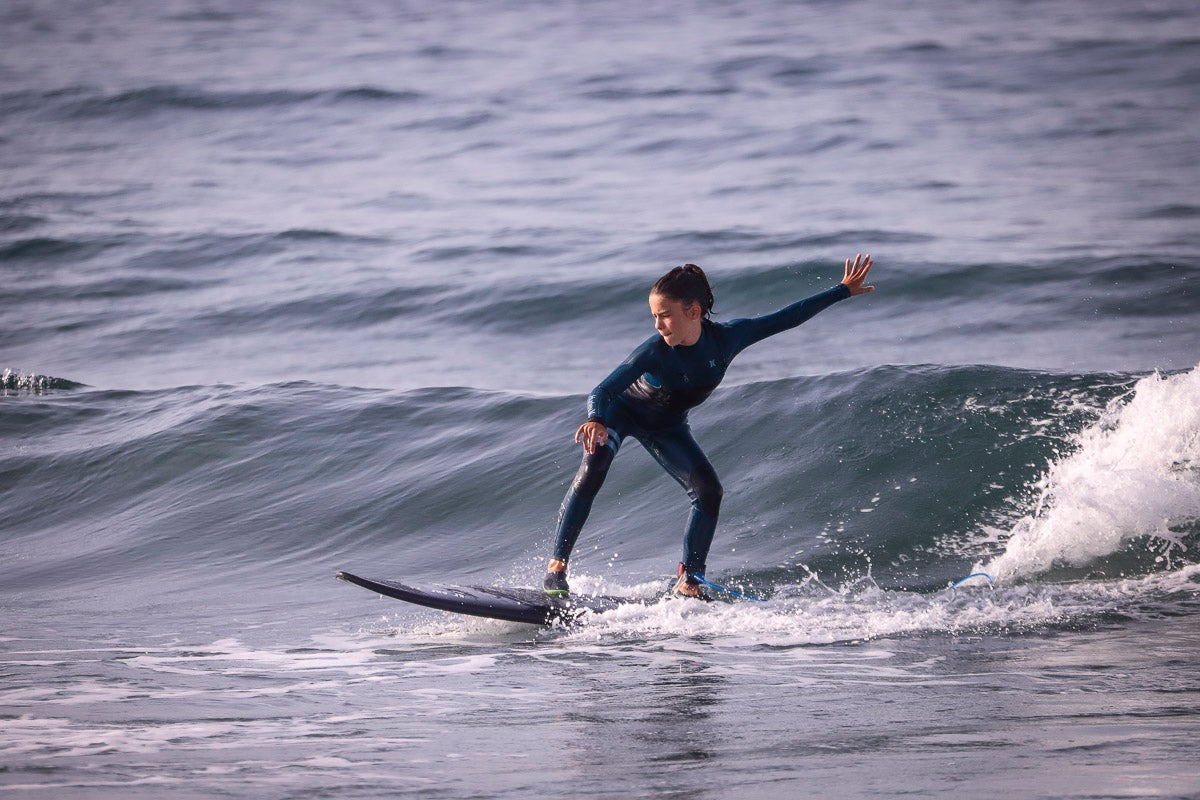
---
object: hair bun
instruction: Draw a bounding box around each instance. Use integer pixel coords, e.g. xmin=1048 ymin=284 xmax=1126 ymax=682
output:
xmin=652 ymin=263 xmax=715 ymax=316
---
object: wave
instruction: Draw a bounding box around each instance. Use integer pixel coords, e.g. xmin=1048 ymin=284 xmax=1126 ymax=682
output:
xmin=0 ymin=213 xmax=46 ymax=234
xmin=0 ymin=369 xmax=84 ymax=393
xmin=644 ymin=228 xmax=935 ymax=256
xmin=1141 ymin=204 xmax=1200 ymax=220
xmin=3 ymin=364 xmax=1194 ymax=605
xmin=708 ymin=54 xmax=828 ymax=88
xmin=0 ymin=235 xmax=131 ymax=262
xmin=0 ymin=84 xmax=426 ymax=121
xmin=981 ymin=366 xmax=1200 ymax=582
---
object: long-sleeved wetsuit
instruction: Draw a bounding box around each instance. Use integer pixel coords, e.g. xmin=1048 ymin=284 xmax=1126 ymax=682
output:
xmin=552 ymin=283 xmax=852 ymax=579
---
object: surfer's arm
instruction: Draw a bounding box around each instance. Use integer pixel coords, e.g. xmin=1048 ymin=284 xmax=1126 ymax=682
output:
xmin=724 ymin=284 xmax=850 ymax=351
xmin=577 ymin=338 xmax=656 ymax=452
xmin=724 ymin=254 xmax=874 ymax=353
xmin=586 ymin=337 xmax=655 ymax=424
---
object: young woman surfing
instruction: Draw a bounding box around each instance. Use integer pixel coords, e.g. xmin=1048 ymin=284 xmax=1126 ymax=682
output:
xmin=544 ymin=254 xmax=876 ymax=598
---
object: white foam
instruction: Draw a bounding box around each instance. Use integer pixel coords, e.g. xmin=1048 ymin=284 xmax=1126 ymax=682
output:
xmin=583 ymin=564 xmax=1199 ymax=646
xmin=983 ymin=366 xmax=1200 ymax=581
xmin=364 ymin=560 xmax=1200 ymax=648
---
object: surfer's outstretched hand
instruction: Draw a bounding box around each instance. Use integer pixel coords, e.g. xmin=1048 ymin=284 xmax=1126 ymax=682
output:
xmin=575 ymin=420 xmax=608 ymax=454
xmin=841 ymin=253 xmax=875 ymax=295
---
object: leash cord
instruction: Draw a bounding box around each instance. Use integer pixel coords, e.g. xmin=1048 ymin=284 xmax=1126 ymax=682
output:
xmin=951 ymin=572 xmax=994 ymax=589
xmin=695 ymin=575 xmax=767 ymax=602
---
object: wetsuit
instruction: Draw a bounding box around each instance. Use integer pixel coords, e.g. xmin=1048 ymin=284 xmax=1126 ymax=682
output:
xmin=552 ymin=283 xmax=852 ymax=579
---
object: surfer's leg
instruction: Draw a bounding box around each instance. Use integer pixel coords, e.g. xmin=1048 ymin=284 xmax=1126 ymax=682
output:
xmin=545 ymin=426 xmax=624 ymax=596
xmin=551 ymin=442 xmax=616 ymax=563
xmin=642 ymin=425 xmax=722 ymax=588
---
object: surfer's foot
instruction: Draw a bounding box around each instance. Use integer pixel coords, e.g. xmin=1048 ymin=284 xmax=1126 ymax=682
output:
xmin=672 ymin=564 xmax=710 ymax=601
xmin=543 ymin=559 xmax=569 ymax=597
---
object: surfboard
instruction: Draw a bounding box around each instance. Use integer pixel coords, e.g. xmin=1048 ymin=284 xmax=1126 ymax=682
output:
xmin=336 ymin=570 xmax=632 ymax=626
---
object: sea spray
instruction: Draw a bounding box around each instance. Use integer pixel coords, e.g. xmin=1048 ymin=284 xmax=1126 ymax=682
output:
xmin=983 ymin=365 xmax=1200 ymax=581
xmin=0 ymin=369 xmax=82 ymax=393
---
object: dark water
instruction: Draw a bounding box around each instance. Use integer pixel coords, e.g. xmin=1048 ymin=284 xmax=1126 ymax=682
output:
xmin=2 ymin=1 xmax=1199 ymax=798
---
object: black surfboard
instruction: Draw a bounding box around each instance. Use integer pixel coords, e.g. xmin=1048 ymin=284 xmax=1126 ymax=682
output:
xmin=336 ymin=570 xmax=634 ymax=626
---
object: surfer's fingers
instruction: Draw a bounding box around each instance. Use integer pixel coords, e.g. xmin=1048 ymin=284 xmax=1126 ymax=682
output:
xmin=844 ymin=253 xmax=868 ymax=279
xmin=578 ymin=426 xmax=594 ymax=453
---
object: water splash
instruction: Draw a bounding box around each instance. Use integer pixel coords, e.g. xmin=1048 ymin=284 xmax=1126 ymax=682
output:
xmin=983 ymin=365 xmax=1200 ymax=581
xmin=1 ymin=369 xmax=83 ymax=394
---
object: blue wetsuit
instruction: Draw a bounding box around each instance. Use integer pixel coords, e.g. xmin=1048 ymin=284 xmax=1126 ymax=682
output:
xmin=553 ymin=283 xmax=852 ymax=578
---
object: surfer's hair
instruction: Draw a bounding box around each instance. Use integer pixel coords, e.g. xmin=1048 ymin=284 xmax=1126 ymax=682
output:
xmin=652 ymin=263 xmax=714 ymax=318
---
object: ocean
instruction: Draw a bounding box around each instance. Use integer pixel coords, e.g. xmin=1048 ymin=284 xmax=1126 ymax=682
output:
xmin=2 ymin=1 xmax=1198 ymax=797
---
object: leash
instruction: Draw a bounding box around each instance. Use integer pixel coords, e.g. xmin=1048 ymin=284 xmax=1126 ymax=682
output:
xmin=695 ymin=575 xmax=767 ymax=602
xmin=951 ymin=572 xmax=994 ymax=589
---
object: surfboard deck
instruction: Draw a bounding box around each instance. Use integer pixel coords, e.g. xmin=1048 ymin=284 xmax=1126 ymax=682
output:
xmin=336 ymin=570 xmax=633 ymax=626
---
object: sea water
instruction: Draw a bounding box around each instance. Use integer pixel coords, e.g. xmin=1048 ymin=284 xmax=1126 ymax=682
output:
xmin=2 ymin=1 xmax=1198 ymax=798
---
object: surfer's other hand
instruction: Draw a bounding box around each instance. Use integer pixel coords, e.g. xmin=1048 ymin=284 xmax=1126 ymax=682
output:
xmin=575 ymin=421 xmax=608 ymax=454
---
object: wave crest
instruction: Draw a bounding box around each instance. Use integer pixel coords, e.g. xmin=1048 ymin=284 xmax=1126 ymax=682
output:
xmin=1 ymin=369 xmax=83 ymax=393
xmin=983 ymin=365 xmax=1200 ymax=581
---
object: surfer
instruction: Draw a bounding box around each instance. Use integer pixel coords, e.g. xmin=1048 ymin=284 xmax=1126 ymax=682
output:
xmin=544 ymin=255 xmax=876 ymax=598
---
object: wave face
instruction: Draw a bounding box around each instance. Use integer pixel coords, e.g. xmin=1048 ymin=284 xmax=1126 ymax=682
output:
xmin=3 ymin=365 xmax=1196 ymax=611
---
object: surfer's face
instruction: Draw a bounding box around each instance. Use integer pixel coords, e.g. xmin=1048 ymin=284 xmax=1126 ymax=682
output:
xmin=649 ymin=292 xmax=703 ymax=347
